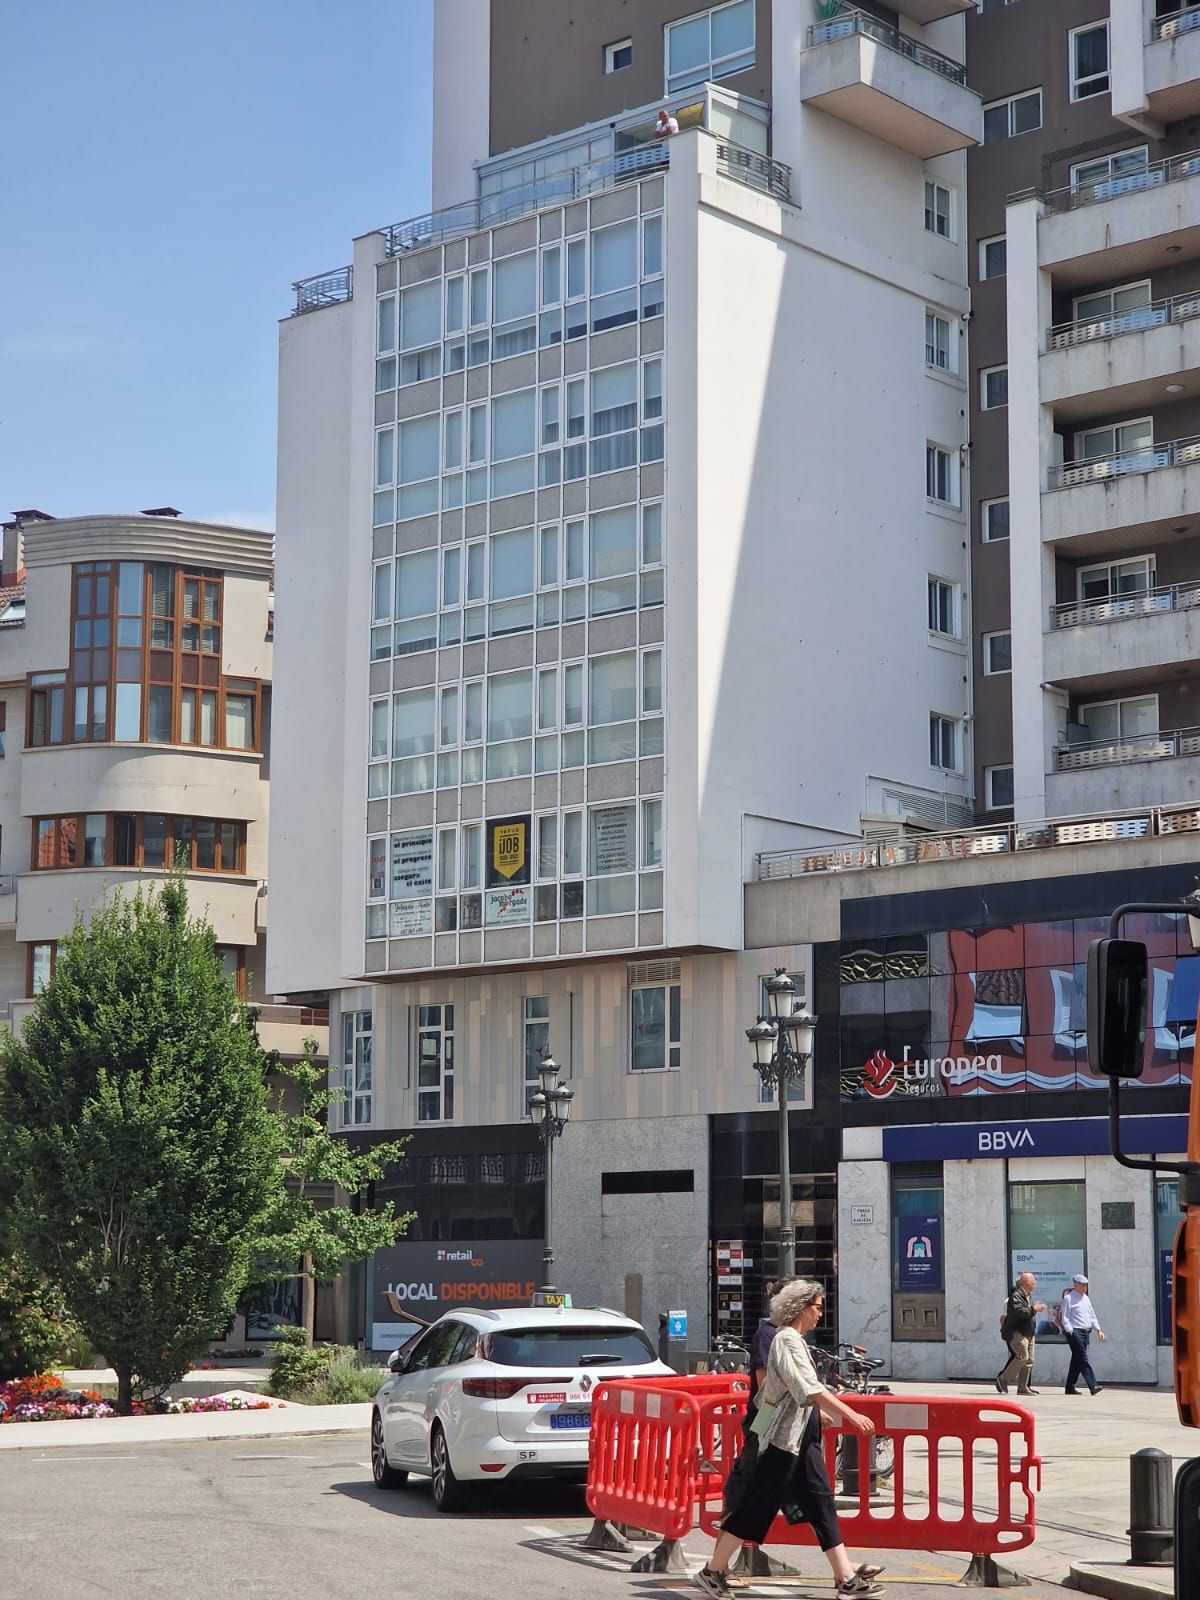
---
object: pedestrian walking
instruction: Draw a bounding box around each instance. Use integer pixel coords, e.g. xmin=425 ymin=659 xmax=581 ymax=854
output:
xmin=1060 ymin=1273 xmax=1106 ymax=1395
xmin=721 ymin=1281 xmax=781 ymax=1516
xmin=695 ymin=1278 xmax=885 ymax=1599
xmin=996 ymin=1271 xmax=1046 ymax=1395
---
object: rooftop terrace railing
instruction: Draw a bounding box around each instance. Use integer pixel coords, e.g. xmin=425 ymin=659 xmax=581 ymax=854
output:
xmin=291 ymin=265 xmax=353 ymax=315
xmin=753 ymin=800 xmax=1200 ymax=880
xmin=1153 ymin=5 xmax=1200 ymax=39
xmin=807 ymin=9 xmax=968 ymax=84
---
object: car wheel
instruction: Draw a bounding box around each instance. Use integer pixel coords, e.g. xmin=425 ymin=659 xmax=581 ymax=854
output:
xmin=371 ymin=1410 xmax=409 ymax=1489
xmin=430 ymin=1423 xmax=471 ymax=1512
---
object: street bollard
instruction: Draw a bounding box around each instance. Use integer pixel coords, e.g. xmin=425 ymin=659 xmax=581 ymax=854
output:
xmin=1128 ymin=1447 xmax=1174 ymax=1565
xmin=840 ymin=1435 xmax=877 ymax=1498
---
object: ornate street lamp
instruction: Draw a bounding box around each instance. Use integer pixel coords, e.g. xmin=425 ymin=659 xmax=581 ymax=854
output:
xmin=529 ymin=1054 xmax=573 ymax=1293
xmin=747 ymin=969 xmax=817 ymax=1279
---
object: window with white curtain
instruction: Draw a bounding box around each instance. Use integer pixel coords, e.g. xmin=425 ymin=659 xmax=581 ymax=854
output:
xmin=489 ymin=528 xmax=534 ymax=599
xmin=488 ymin=671 xmax=533 ymax=741
xmin=643 ymin=649 xmax=663 ymax=713
xmin=401 ymin=282 xmax=440 ymax=350
xmin=589 ymin=506 xmax=638 ymax=616
xmin=398 ymin=416 xmax=439 ymax=517
xmin=392 ymin=687 xmax=436 ymax=757
xmin=490 ymin=391 xmax=534 ymax=460
xmin=591 ymin=364 xmax=638 ymax=473
xmin=395 ymin=549 xmax=438 ymax=620
xmin=493 ymin=253 xmax=536 ymax=321
xmin=589 ymin=652 xmax=637 ymax=726
xmin=591 ymin=221 xmax=638 ymax=295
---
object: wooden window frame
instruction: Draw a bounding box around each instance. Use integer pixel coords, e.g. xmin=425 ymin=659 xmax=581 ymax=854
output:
xmin=31 ymin=813 xmax=246 ymax=874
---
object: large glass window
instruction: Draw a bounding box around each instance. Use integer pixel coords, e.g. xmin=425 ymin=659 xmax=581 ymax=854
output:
xmin=892 ymin=1164 xmax=945 ymax=1342
xmin=1008 ymin=1179 xmax=1086 ymax=1338
xmin=417 ymin=1003 xmax=455 ymax=1123
xmin=340 ymin=1010 xmax=374 ymax=1127
xmin=666 ymin=0 xmax=755 ymax=93
xmin=523 ymin=996 xmax=550 ymax=1112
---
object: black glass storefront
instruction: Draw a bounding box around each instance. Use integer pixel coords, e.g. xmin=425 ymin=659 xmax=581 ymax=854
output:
xmin=349 ymin=1123 xmax=544 ymax=1241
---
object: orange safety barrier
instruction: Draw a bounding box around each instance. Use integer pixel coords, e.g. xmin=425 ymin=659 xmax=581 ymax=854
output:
xmin=586 ymin=1374 xmax=748 ymax=1542
xmin=696 ymin=1391 xmax=1040 ymax=1562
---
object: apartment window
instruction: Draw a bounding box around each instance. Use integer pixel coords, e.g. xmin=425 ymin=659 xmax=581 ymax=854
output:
xmin=981 ymin=365 xmax=1009 ymax=409
xmin=665 ymin=0 xmax=754 ymax=94
xmin=924 ymin=310 xmax=953 ymax=372
xmin=631 ymin=981 xmax=681 ymax=1071
xmin=417 ymin=1003 xmax=455 ymax=1123
xmin=985 ymin=765 xmax=1014 ymax=810
xmin=979 ymin=235 xmax=1007 ymax=280
xmin=523 ymin=996 xmax=550 ymax=1111
xmin=1073 ymin=281 xmax=1151 ymax=325
xmin=1076 ymin=417 xmax=1153 ymax=461
xmin=927 ymin=578 xmax=958 ymax=637
xmin=30 ymin=941 xmax=56 ymax=995
xmin=1079 ymin=557 xmax=1153 ymax=602
xmin=1070 ymin=22 xmax=1109 ymax=101
xmin=32 ymin=813 xmax=245 ymax=873
xmin=341 ymin=1010 xmax=373 ymax=1127
xmin=929 ymin=713 xmax=959 ymax=771
xmin=924 ymin=181 xmax=952 ymax=239
xmin=605 ymin=37 xmax=633 ymax=72
xmin=982 ymin=498 xmax=1010 ymax=542
xmin=1079 ymin=694 xmax=1158 ymax=742
xmin=926 ymin=444 xmax=958 ymax=506
xmin=982 ymin=88 xmax=1042 ymax=143
xmin=1071 ymin=147 xmax=1148 ymax=191
xmin=984 ymin=631 xmax=1013 ymax=674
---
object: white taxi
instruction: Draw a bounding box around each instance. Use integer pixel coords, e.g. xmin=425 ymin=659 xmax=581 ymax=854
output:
xmin=370 ymin=1305 xmax=671 ymax=1510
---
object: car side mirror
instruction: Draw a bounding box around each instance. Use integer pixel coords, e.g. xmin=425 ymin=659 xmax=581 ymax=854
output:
xmin=387 ymin=1349 xmax=406 ymax=1373
xmin=1087 ymin=938 xmax=1148 ymax=1079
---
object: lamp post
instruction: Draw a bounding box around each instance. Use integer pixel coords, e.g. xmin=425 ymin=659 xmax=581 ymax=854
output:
xmin=528 ymin=1054 xmax=574 ymax=1293
xmin=746 ymin=969 xmax=816 ymax=1280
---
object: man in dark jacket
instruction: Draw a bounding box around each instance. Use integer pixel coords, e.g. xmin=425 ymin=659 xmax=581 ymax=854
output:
xmin=996 ymin=1272 xmax=1046 ymax=1395
xmin=722 ymin=1281 xmax=781 ymax=1514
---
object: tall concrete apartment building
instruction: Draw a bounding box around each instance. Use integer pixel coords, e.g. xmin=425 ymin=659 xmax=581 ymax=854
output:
xmin=272 ymin=0 xmax=987 ymax=1348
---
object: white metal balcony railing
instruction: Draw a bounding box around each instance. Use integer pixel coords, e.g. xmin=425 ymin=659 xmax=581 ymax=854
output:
xmin=753 ymin=799 xmax=1200 ymax=880
xmin=1047 ymin=289 xmax=1200 ymax=350
xmin=1051 ymin=581 xmax=1200 ymax=628
xmin=1054 ymin=725 xmax=1200 ymax=770
xmin=1047 ymin=433 xmax=1200 ymax=489
xmin=1044 ymin=146 xmax=1200 ymax=213
xmin=1153 ymin=5 xmax=1200 ymax=39
xmin=291 ymin=133 xmax=792 ymax=314
xmin=807 ymin=9 xmax=968 ymax=83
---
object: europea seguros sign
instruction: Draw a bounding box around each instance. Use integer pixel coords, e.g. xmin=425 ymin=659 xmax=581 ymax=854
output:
xmin=859 ymin=1045 xmax=1004 ymax=1098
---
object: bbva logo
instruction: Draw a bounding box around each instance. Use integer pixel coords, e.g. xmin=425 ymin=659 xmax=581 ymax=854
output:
xmin=977 ymin=1127 xmax=1035 ymax=1152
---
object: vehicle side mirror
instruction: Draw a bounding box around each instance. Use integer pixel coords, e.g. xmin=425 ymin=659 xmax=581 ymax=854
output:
xmin=387 ymin=1349 xmax=406 ymax=1373
xmin=1087 ymin=938 xmax=1148 ymax=1079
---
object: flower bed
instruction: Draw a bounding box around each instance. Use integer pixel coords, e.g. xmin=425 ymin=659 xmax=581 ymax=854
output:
xmin=0 ymin=1373 xmax=276 ymax=1422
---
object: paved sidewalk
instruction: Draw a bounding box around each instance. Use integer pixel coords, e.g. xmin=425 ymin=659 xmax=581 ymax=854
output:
xmin=0 ymin=1394 xmax=372 ymax=1450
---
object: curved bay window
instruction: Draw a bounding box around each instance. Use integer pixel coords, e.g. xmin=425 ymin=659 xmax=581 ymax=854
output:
xmin=32 ymin=813 xmax=246 ymax=873
xmin=27 ymin=560 xmax=262 ymax=752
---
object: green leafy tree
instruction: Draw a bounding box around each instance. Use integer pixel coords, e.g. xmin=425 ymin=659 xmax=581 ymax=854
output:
xmin=256 ymin=1039 xmax=411 ymax=1346
xmin=0 ymin=879 xmax=282 ymax=1411
xmin=0 ymin=1254 xmax=77 ymax=1381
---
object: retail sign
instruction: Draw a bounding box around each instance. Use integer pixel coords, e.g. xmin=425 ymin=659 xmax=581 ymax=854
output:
xmin=590 ymin=805 xmax=636 ymax=875
xmin=391 ymin=828 xmax=434 ymax=899
xmin=389 ymin=898 xmax=432 ymax=938
xmin=897 ymin=1216 xmax=943 ymax=1292
xmin=850 ymin=1204 xmax=875 ymax=1225
xmin=857 ymin=1047 xmax=1004 ymax=1099
xmin=668 ymin=1309 xmax=688 ymax=1341
xmin=370 ymin=1237 xmax=544 ymax=1350
xmin=881 ymin=1114 xmax=1188 ymax=1164
xmin=487 ymin=815 xmax=530 ymax=887
xmin=1010 ymin=1248 xmax=1084 ymax=1337
xmin=484 ymin=884 xmax=531 ymax=926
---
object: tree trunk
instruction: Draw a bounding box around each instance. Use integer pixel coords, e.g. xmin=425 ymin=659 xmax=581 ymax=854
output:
xmin=302 ymin=1252 xmax=316 ymax=1348
xmin=116 ymin=1363 xmax=133 ymax=1415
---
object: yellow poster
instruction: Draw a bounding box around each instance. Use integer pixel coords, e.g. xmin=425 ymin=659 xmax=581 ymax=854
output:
xmin=492 ymin=822 xmax=526 ymax=880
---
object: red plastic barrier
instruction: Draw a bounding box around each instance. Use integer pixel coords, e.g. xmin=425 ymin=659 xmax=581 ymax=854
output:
xmin=586 ymin=1374 xmax=748 ymax=1541
xmin=696 ymin=1392 xmax=1040 ymax=1559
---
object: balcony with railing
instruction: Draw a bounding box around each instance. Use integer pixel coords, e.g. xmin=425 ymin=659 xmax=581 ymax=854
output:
xmin=799 ymin=10 xmax=980 ymax=158
xmin=252 ymin=1002 xmax=330 ymax=1059
xmin=1044 ymin=581 xmax=1200 ymax=685
xmin=1041 ymin=289 xmax=1200 ymax=414
xmin=1112 ymin=0 xmax=1200 ymax=131
xmin=1053 ymin=724 xmax=1200 ymax=770
xmin=1037 ymin=148 xmax=1200 ymax=282
xmin=1049 ymin=433 xmax=1200 ymax=489
xmin=1042 ymin=432 xmax=1200 ymax=545
xmin=292 ymin=266 xmax=353 ymax=317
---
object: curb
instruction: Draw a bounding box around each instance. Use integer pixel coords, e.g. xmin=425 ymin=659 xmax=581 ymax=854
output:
xmin=0 ymin=1405 xmax=371 ymax=1452
xmin=1069 ymin=1561 xmax=1175 ymax=1600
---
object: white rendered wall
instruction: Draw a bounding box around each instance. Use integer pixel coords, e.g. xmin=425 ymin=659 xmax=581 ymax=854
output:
xmin=270 ymin=297 xmax=357 ymax=996
xmin=432 ymin=0 xmax=491 ymax=208
xmin=665 ymin=129 xmax=970 ymax=950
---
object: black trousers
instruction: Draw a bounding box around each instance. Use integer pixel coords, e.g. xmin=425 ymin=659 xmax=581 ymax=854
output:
xmin=720 ymin=1419 xmax=842 ymax=1552
xmin=1065 ymin=1330 xmax=1098 ymax=1393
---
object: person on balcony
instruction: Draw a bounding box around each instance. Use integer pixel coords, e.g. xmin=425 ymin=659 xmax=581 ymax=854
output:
xmin=695 ymin=1278 xmax=885 ymax=1599
xmin=654 ymin=108 xmax=679 ymax=138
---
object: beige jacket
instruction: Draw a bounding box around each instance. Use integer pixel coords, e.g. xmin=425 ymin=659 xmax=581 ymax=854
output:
xmin=755 ymin=1326 xmax=826 ymax=1454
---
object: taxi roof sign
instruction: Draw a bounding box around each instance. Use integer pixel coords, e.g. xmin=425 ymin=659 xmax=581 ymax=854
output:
xmin=531 ymin=1290 xmax=572 ymax=1308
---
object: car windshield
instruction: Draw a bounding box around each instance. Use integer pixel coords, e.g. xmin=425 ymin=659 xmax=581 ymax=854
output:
xmin=487 ymin=1326 xmax=656 ymax=1367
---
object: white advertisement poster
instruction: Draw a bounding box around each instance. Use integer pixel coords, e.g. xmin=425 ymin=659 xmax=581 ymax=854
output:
xmin=484 ymin=884 xmax=531 ymax=927
xmin=390 ymin=829 xmax=433 ymax=899
xmin=389 ymin=898 xmax=433 ymax=937
xmin=1009 ymin=1248 xmax=1085 ymax=1337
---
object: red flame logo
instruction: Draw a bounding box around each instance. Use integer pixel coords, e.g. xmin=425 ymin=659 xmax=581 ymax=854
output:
xmin=861 ymin=1049 xmax=898 ymax=1099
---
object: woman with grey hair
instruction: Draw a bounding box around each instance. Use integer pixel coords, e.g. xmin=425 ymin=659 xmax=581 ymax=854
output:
xmin=694 ymin=1278 xmax=885 ymax=1599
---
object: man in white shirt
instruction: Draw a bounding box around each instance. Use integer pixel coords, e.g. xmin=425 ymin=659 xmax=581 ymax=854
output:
xmin=1059 ymin=1273 xmax=1105 ymax=1395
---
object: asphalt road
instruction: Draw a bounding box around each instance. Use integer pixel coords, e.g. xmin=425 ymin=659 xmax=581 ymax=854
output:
xmin=0 ymin=1435 xmax=1068 ymax=1600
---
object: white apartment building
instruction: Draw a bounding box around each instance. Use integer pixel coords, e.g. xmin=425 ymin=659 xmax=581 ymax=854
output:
xmin=270 ymin=0 xmax=983 ymax=1348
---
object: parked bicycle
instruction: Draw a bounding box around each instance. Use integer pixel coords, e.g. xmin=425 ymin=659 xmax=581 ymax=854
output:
xmin=812 ymin=1341 xmax=895 ymax=1481
xmin=706 ymin=1332 xmax=751 ymax=1374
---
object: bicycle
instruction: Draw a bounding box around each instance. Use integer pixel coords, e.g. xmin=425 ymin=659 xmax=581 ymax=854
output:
xmin=707 ymin=1332 xmax=751 ymax=1374
xmin=812 ymin=1342 xmax=896 ymax=1482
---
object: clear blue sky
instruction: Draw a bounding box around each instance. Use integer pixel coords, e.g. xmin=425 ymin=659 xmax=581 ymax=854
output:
xmin=3 ymin=1 xmax=434 ymax=531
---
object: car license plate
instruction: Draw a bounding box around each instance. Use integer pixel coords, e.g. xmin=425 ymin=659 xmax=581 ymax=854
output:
xmin=550 ymin=1411 xmax=591 ymax=1429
